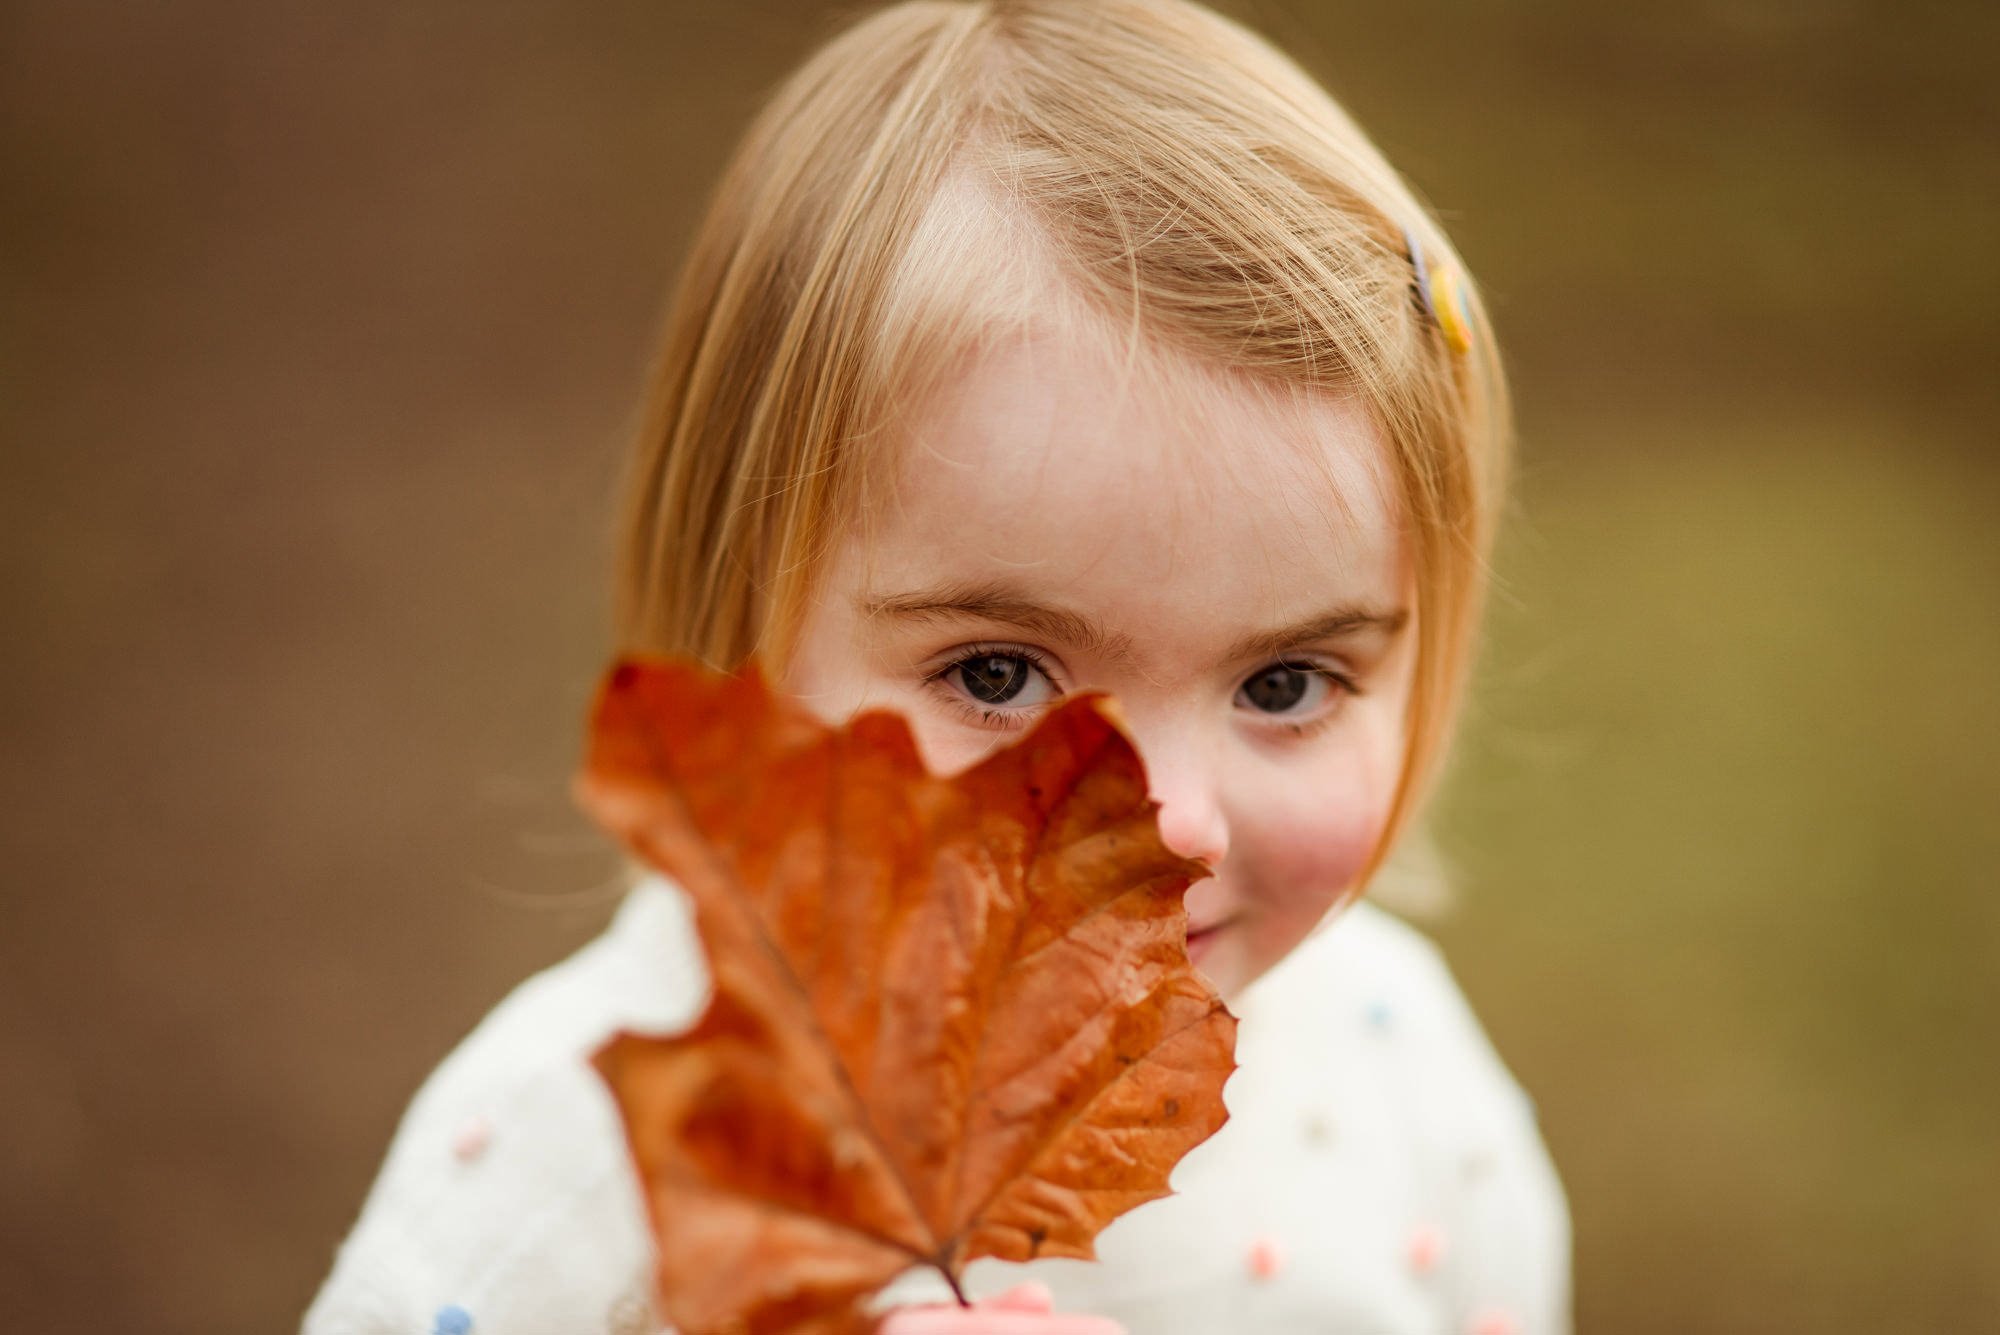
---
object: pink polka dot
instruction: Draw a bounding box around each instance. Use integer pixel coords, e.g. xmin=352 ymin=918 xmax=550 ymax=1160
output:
xmin=451 ymin=1115 xmax=492 ymax=1163
xmin=1245 ymin=1235 xmax=1285 ymax=1281
xmin=1406 ymin=1224 xmax=1447 ymax=1275
xmin=1467 ymin=1309 xmax=1519 ymax=1335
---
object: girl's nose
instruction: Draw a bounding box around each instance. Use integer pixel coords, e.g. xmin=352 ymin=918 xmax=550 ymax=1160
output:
xmin=1148 ymin=757 xmax=1232 ymax=869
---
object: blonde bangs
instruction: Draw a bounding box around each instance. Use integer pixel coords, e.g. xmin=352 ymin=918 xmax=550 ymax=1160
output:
xmin=615 ymin=0 xmax=1510 ymax=865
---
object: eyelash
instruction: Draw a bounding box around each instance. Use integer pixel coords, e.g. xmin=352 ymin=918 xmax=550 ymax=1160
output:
xmin=1266 ymin=661 xmax=1361 ymax=741
xmin=923 ymin=643 xmax=1060 ymax=733
xmin=923 ymin=646 xmax=1360 ymax=736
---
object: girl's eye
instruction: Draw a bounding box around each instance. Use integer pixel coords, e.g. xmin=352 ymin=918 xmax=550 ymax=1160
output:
xmin=1235 ymin=661 xmax=1347 ymax=718
xmin=931 ymin=647 xmax=1059 ymax=724
xmin=955 ymin=653 xmax=1037 ymax=705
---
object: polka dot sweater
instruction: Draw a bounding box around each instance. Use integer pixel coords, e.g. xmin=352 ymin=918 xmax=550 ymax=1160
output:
xmin=304 ymin=878 xmax=1571 ymax=1334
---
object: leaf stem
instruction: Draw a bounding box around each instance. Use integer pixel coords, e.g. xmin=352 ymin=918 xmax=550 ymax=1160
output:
xmin=938 ymin=1263 xmax=971 ymax=1309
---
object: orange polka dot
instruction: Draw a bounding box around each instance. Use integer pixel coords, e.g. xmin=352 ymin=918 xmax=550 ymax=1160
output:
xmin=1245 ymin=1236 xmax=1285 ymax=1281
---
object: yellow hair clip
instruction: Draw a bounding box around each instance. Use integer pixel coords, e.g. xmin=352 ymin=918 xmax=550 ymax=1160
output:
xmin=1402 ymin=226 xmax=1475 ymax=356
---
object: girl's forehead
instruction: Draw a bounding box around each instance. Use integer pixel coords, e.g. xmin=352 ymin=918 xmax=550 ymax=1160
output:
xmin=855 ymin=328 xmax=1406 ymax=642
xmin=889 ymin=331 xmax=1394 ymax=535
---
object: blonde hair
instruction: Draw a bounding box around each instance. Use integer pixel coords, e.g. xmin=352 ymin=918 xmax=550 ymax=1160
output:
xmin=614 ymin=0 xmax=1509 ymax=869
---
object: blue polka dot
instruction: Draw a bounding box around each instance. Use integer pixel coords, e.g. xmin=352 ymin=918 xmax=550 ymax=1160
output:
xmin=432 ymin=1304 xmax=473 ymax=1335
xmin=1366 ymin=999 xmax=1395 ymax=1030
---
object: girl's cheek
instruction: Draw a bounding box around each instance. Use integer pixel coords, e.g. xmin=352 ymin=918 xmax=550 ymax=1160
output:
xmin=899 ymin=713 xmax=1004 ymax=776
xmin=1249 ymin=766 xmax=1396 ymax=913
xmin=1277 ymin=805 xmax=1381 ymax=902
xmin=782 ymin=659 xmax=1007 ymax=777
xmin=775 ymin=625 xmax=869 ymax=725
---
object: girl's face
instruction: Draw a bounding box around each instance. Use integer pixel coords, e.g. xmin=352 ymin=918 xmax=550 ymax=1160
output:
xmin=782 ymin=329 xmax=1415 ymax=999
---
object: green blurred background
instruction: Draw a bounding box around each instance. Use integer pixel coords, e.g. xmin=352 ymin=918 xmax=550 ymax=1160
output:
xmin=3 ymin=1 xmax=1994 ymax=1331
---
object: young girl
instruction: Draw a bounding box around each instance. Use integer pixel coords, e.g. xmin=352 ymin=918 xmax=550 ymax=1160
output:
xmin=306 ymin=1 xmax=1569 ymax=1331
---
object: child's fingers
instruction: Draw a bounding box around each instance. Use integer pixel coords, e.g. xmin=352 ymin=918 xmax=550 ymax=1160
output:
xmin=983 ymin=1282 xmax=1056 ymax=1313
xmin=877 ymin=1302 xmax=1125 ymax=1335
xmin=879 ymin=1315 xmax=1125 ymax=1335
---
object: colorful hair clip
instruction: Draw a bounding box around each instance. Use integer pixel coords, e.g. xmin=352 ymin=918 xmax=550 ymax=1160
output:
xmin=1402 ymin=226 xmax=1475 ymax=356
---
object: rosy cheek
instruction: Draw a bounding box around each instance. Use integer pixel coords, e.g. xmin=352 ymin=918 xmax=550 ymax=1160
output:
xmin=899 ymin=715 xmax=1000 ymax=777
xmin=1247 ymin=772 xmax=1394 ymax=921
xmin=1274 ymin=805 xmax=1380 ymax=905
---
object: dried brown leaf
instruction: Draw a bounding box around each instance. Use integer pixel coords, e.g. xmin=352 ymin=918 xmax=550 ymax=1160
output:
xmin=579 ymin=659 xmax=1237 ymax=1335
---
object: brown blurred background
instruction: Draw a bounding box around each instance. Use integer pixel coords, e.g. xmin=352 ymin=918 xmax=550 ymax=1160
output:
xmin=3 ymin=1 xmax=1995 ymax=1331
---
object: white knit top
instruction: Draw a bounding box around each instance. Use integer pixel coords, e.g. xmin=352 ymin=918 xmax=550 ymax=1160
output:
xmin=304 ymin=877 xmax=1570 ymax=1335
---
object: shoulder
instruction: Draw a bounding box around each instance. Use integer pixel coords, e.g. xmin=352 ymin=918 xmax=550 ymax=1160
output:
xmin=303 ymin=878 xmax=705 ymax=1335
xmin=1243 ymin=900 xmax=1575 ymax=1333
xmin=1252 ymin=899 xmax=1539 ymax=1129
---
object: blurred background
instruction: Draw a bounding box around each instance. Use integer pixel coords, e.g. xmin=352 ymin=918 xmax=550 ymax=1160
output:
xmin=3 ymin=0 xmax=1994 ymax=1330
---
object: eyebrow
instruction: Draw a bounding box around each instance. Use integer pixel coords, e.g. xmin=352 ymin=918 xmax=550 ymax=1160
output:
xmin=858 ymin=580 xmax=1409 ymax=666
xmin=1224 ymin=606 xmax=1410 ymax=664
xmin=859 ymin=583 xmax=1139 ymax=666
